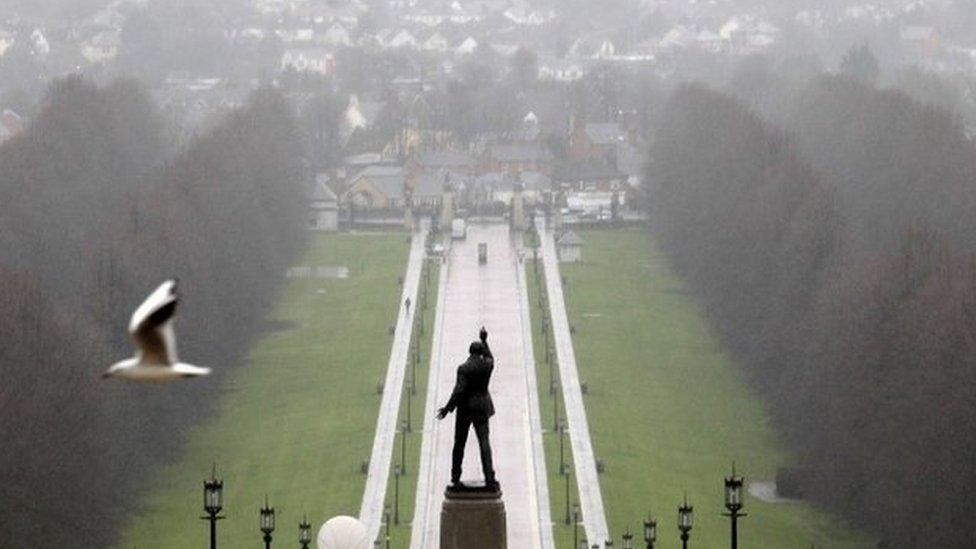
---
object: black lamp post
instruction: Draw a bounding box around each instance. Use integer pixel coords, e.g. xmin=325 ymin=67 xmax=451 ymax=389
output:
xmin=299 ymin=515 xmax=312 ymax=549
xmin=400 ymin=419 xmax=409 ymax=475
xmin=678 ymin=496 xmax=693 ymax=549
xmin=406 ymin=380 xmax=413 ymax=432
xmin=260 ymin=495 xmax=276 ymax=549
xmin=642 ymin=515 xmax=657 ymax=549
xmin=559 ymin=422 xmax=567 ymax=476
xmin=723 ymin=463 xmax=746 ymax=549
xmin=572 ymin=503 xmax=580 ymax=549
xmin=622 ymin=529 xmax=634 ymax=549
xmin=394 ymin=464 xmax=402 ymax=525
xmin=201 ymin=465 xmax=224 ymax=549
xmin=553 ymin=382 xmax=561 ymax=431
xmin=564 ymin=466 xmax=572 ymax=525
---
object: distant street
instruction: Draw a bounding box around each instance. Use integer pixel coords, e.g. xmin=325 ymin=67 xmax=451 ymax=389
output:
xmin=411 ymin=223 xmax=554 ymax=549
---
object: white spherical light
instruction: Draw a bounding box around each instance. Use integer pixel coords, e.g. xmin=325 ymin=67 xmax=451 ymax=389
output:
xmin=317 ymin=516 xmax=369 ymax=549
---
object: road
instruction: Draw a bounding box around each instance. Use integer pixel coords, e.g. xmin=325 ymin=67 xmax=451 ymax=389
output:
xmin=540 ymin=224 xmax=610 ymax=545
xmin=359 ymin=220 xmax=428 ymax=542
xmin=411 ymin=223 xmax=555 ymax=549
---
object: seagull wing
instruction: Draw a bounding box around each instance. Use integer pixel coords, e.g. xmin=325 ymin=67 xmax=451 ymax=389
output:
xmin=129 ymin=280 xmax=179 ymax=366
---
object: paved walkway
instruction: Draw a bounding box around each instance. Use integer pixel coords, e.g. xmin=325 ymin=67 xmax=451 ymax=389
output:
xmin=411 ymin=224 xmax=555 ymax=549
xmin=359 ymin=220 xmax=428 ymax=542
xmin=539 ymin=224 xmax=610 ymax=545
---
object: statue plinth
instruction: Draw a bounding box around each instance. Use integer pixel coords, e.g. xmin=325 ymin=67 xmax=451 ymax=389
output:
xmin=440 ymin=482 xmax=505 ymax=549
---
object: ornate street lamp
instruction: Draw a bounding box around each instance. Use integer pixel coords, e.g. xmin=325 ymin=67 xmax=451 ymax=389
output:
xmin=260 ymin=495 xmax=276 ymax=549
xmin=201 ymin=465 xmax=224 ymax=549
xmin=400 ymin=420 xmax=409 ymax=475
xmin=723 ymin=463 xmax=746 ymax=549
xmin=622 ymin=528 xmax=634 ymax=549
xmin=564 ymin=466 xmax=572 ymax=525
xmin=394 ymin=464 xmax=402 ymax=525
xmin=299 ymin=515 xmax=312 ymax=549
xmin=643 ymin=515 xmax=657 ymax=549
xmin=678 ymin=495 xmax=693 ymax=549
xmin=572 ymin=503 xmax=581 ymax=549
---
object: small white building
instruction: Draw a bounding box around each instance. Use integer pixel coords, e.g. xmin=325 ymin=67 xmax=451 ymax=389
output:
xmin=387 ymin=29 xmax=417 ymax=49
xmin=455 ymin=37 xmax=479 ymax=55
xmin=556 ymin=231 xmax=583 ymax=263
xmin=422 ymin=31 xmax=449 ymax=52
xmin=309 ymin=175 xmax=339 ymax=232
xmin=319 ymin=22 xmax=352 ymax=47
xmin=81 ymin=30 xmax=120 ymax=63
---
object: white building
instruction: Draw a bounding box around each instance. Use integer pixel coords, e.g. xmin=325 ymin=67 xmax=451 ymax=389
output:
xmin=319 ymin=22 xmax=352 ymax=47
xmin=281 ymin=47 xmax=335 ymax=74
xmin=422 ymin=31 xmax=449 ymax=52
xmin=387 ymin=29 xmax=417 ymax=49
xmin=81 ymin=30 xmax=120 ymax=63
xmin=309 ymin=175 xmax=339 ymax=232
xmin=455 ymin=37 xmax=479 ymax=55
xmin=556 ymin=231 xmax=583 ymax=263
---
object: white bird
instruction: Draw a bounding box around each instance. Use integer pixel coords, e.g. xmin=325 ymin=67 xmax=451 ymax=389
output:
xmin=103 ymin=279 xmax=211 ymax=382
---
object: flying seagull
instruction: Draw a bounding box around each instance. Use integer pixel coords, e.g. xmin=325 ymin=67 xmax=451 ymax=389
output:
xmin=103 ymin=279 xmax=211 ymax=382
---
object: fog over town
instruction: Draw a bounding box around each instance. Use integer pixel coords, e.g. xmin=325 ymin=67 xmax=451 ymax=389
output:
xmin=1 ymin=0 xmax=975 ymax=548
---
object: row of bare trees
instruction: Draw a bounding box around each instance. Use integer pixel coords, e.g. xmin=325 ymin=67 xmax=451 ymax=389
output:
xmin=0 ymin=77 xmax=307 ymax=547
xmin=648 ymin=78 xmax=976 ymax=547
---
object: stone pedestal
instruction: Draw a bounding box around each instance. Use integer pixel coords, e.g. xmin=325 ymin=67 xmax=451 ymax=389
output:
xmin=440 ymin=483 xmax=506 ymax=549
xmin=512 ymin=186 xmax=525 ymax=231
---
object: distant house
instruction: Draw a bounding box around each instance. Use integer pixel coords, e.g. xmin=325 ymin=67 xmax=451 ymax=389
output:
xmin=341 ymin=95 xmax=384 ymax=143
xmin=406 ymin=150 xmax=476 ymax=177
xmin=538 ymin=57 xmax=584 ymax=82
xmin=30 ymin=28 xmax=50 ymax=56
xmin=407 ymin=173 xmax=449 ymax=208
xmin=387 ymin=29 xmax=418 ymax=49
xmin=570 ymin=120 xmax=626 ymax=163
xmin=455 ymin=37 xmax=479 ymax=56
xmin=319 ymin=22 xmax=352 ymax=47
xmin=596 ymin=39 xmax=616 ymax=59
xmin=554 ymin=159 xmax=626 ymax=193
xmin=341 ymin=165 xmax=406 ymax=209
xmin=281 ymin=47 xmax=335 ymax=75
xmin=422 ymin=31 xmax=449 ymax=52
xmin=478 ymin=170 xmax=549 ymax=205
xmin=0 ymin=30 xmax=15 ymax=56
xmin=483 ymin=142 xmax=553 ymax=175
xmin=556 ymin=231 xmax=584 ymax=262
xmin=616 ymin=139 xmax=646 ymax=186
xmin=276 ymin=28 xmax=315 ymax=43
xmin=81 ymin=30 xmax=119 ymax=63
xmin=0 ymin=109 xmax=24 ymax=144
xmin=308 ymin=175 xmax=339 ymax=231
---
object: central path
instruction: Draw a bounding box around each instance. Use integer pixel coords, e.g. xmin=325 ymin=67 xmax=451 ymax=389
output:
xmin=411 ymin=223 xmax=554 ymax=549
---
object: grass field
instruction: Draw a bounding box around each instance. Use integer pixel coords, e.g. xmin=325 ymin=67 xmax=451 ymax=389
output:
xmin=117 ymin=233 xmax=410 ymax=548
xmin=534 ymin=229 xmax=875 ymax=548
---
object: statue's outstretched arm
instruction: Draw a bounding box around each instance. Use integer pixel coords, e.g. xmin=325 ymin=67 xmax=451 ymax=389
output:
xmin=443 ymin=369 xmax=467 ymax=413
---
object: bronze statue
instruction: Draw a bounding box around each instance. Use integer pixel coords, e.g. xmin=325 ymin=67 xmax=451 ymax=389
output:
xmin=437 ymin=326 xmax=497 ymax=489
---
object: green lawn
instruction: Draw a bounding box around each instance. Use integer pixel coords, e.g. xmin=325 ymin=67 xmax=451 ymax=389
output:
xmin=117 ymin=233 xmax=410 ymax=548
xmin=538 ymin=229 xmax=876 ymax=548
